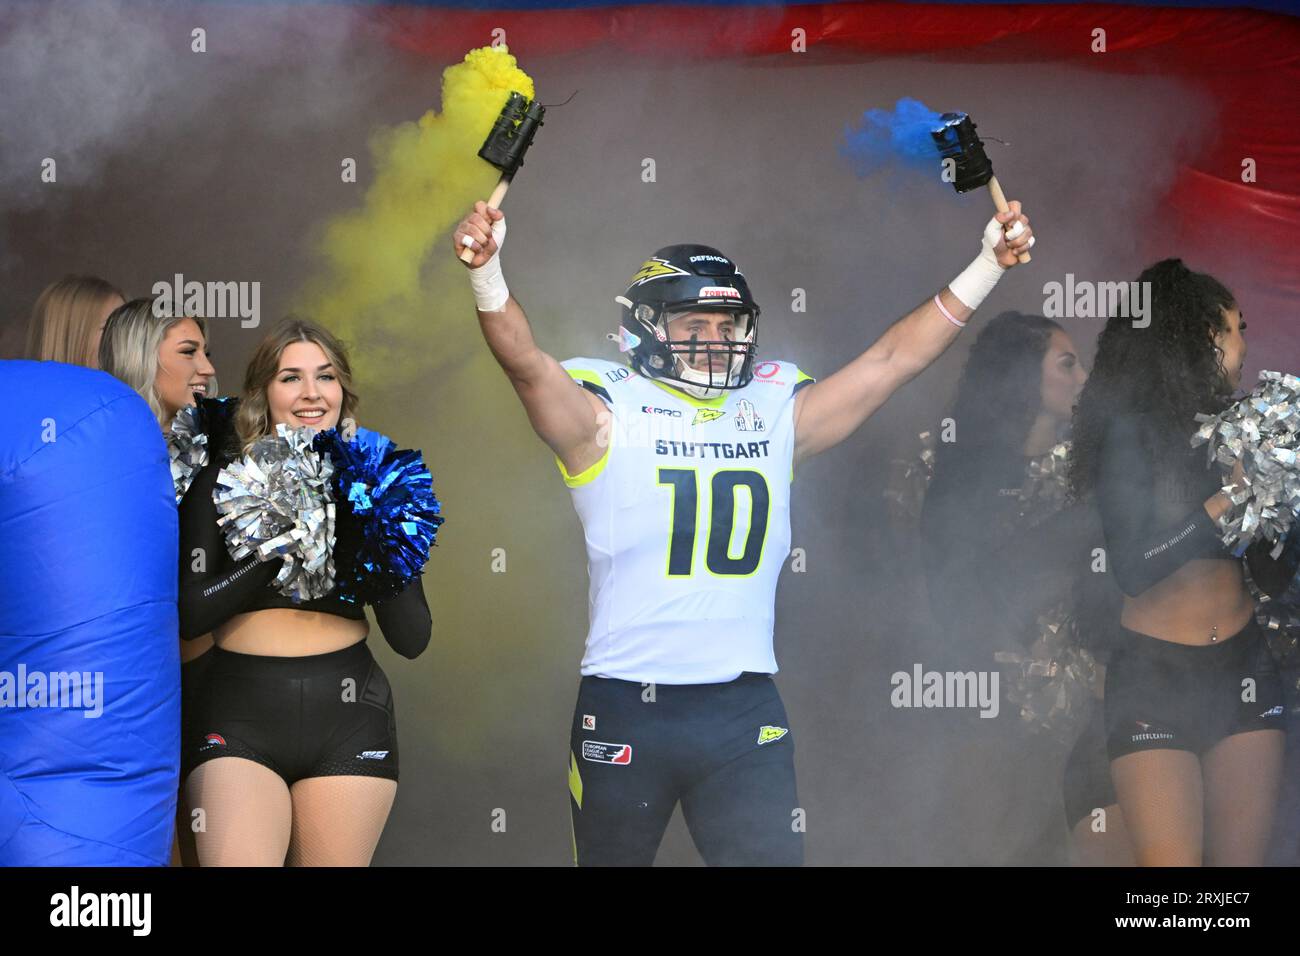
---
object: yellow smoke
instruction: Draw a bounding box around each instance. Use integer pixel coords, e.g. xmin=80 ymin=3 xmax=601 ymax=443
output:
xmin=295 ymin=48 xmax=581 ymax=765
xmin=297 ymin=45 xmax=535 ymax=387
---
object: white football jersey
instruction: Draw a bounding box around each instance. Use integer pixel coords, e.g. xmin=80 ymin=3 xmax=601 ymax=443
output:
xmin=556 ymin=357 xmax=814 ymax=684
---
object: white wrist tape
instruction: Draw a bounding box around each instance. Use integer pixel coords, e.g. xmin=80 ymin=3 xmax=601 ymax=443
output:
xmin=467 ymin=216 xmax=509 ymax=313
xmin=948 ymin=215 xmax=1009 ymax=311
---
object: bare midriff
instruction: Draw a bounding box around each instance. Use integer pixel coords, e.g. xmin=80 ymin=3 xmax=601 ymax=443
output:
xmin=1120 ymin=558 xmax=1253 ymax=646
xmin=214 ymin=608 xmax=368 ymax=656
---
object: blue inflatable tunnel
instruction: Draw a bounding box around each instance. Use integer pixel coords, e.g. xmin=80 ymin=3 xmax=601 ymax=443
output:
xmin=0 ymin=360 xmax=179 ymax=866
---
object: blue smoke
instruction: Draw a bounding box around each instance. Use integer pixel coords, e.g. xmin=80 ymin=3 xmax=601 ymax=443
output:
xmin=840 ymin=97 xmax=947 ymax=178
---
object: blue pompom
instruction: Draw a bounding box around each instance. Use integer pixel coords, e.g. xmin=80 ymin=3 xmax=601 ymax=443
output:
xmin=314 ymin=426 xmax=443 ymax=604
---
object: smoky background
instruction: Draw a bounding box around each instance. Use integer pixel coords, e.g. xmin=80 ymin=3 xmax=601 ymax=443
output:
xmin=3 ymin=0 xmax=1292 ymax=865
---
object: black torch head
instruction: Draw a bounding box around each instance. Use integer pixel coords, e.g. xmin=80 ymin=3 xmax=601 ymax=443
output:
xmin=477 ymin=91 xmax=546 ymax=178
xmin=931 ymin=112 xmax=994 ymax=193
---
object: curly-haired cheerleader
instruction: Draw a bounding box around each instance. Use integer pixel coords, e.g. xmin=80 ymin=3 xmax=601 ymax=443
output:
xmin=1071 ymin=259 xmax=1299 ymax=866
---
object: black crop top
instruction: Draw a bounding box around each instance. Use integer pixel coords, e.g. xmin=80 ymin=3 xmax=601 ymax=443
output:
xmin=1096 ymin=411 xmax=1298 ymax=598
xmin=177 ymin=453 xmax=432 ymax=658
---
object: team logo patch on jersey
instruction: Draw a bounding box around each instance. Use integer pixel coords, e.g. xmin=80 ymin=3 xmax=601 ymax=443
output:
xmin=582 ymin=714 xmax=596 ymax=731
xmin=628 ymin=258 xmax=690 ymax=287
xmin=734 ymin=399 xmax=765 ymax=432
xmin=1260 ymin=705 xmax=1284 ymax=718
xmin=202 ymin=733 xmax=227 ymax=749
xmin=756 ymin=725 xmax=788 ymax=745
xmin=692 ymin=408 xmax=726 ymax=426
xmin=357 ymin=750 xmax=390 ymax=760
xmin=582 ymin=741 xmax=632 ymax=764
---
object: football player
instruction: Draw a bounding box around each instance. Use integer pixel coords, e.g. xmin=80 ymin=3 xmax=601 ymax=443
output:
xmin=453 ymin=199 xmax=1034 ymax=865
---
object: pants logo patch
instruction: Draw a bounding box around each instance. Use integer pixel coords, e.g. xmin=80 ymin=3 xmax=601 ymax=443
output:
xmin=582 ymin=714 xmax=596 ymax=731
xmin=582 ymin=741 xmax=632 ymax=764
xmin=757 ymin=725 xmax=788 ymax=745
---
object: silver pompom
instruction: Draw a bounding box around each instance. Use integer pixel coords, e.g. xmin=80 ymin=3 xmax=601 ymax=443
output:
xmin=994 ymin=604 xmax=1100 ymax=743
xmin=1192 ymin=370 xmax=1300 ymax=556
xmin=168 ymin=405 xmax=209 ymax=503
xmin=884 ymin=430 xmax=938 ymax=523
xmin=1019 ymin=440 xmax=1071 ymax=526
xmin=213 ymin=424 xmax=336 ymax=602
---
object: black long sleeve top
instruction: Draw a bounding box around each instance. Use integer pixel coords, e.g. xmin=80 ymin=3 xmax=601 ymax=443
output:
xmin=177 ymin=453 xmax=432 ymax=658
xmin=920 ymin=449 xmax=1106 ymax=661
xmin=1095 ymin=411 xmax=1298 ymax=599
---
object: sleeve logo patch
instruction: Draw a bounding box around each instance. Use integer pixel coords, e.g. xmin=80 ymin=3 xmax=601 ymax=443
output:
xmin=756 ymin=725 xmax=788 ymax=745
xmin=581 ymin=741 xmax=632 ymax=764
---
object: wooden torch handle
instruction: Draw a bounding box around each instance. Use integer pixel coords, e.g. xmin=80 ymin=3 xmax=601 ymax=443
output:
xmin=458 ymin=176 xmax=514 ymax=264
xmin=987 ymin=175 xmax=1030 ymax=264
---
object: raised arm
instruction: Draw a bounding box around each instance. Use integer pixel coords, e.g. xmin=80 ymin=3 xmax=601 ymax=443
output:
xmin=793 ymin=203 xmax=1034 ymax=464
xmin=453 ymin=201 xmax=607 ymax=476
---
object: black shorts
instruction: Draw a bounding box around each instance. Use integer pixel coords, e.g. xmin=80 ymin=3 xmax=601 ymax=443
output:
xmin=567 ymin=672 xmax=802 ymax=867
xmin=179 ymin=649 xmax=215 ymax=770
xmin=1063 ymin=700 xmax=1117 ymax=829
xmin=1105 ymin=618 xmax=1285 ymax=761
xmin=181 ymin=641 xmax=399 ymax=785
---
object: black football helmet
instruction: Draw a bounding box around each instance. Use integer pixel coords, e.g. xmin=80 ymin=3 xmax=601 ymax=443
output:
xmin=614 ymin=244 xmax=760 ymax=399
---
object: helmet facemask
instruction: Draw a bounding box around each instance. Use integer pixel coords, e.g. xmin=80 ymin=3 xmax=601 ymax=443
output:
xmin=633 ymin=303 xmax=758 ymax=400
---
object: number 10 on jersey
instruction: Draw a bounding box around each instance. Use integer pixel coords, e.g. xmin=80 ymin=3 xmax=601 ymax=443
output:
xmin=658 ymin=468 xmax=770 ymax=577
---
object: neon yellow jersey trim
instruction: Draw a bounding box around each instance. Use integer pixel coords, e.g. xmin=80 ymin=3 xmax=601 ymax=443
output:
xmin=648 ymin=376 xmax=728 ymax=409
xmin=556 ymin=445 xmax=610 ymax=488
xmin=565 ymin=368 xmax=608 ymax=391
xmin=569 ymin=751 xmax=583 ymax=810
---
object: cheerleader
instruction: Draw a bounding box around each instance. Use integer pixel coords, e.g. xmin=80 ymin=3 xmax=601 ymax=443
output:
xmin=25 ymin=274 xmax=124 ymax=366
xmin=177 ymin=317 xmax=434 ymax=866
xmin=98 ymin=296 xmax=219 ymax=867
xmin=1070 ymin=259 xmax=1299 ymax=866
xmin=918 ymin=311 xmax=1132 ymax=865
